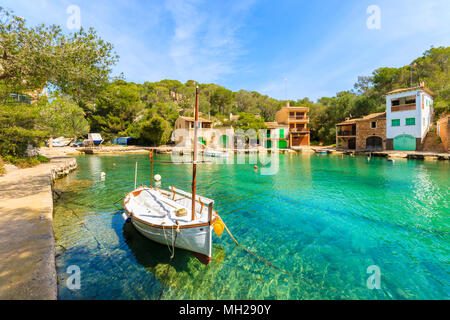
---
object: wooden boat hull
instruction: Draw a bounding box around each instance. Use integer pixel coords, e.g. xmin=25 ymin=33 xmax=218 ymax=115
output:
xmin=130 ymin=218 xmax=212 ymax=264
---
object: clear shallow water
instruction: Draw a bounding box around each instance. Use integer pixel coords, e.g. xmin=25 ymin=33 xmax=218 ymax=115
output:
xmin=54 ymin=153 xmax=450 ymax=299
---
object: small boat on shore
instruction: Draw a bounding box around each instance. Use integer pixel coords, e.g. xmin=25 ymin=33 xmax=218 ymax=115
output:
xmin=203 ymin=149 xmax=228 ymax=157
xmin=122 ymin=86 xmax=224 ymax=265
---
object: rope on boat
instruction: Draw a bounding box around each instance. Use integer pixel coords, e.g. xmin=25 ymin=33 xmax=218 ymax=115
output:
xmin=220 ymin=217 xmax=300 ymax=279
xmin=158 ymin=222 xmax=180 ymax=300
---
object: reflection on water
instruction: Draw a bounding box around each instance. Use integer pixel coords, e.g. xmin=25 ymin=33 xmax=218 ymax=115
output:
xmin=54 ymin=154 xmax=450 ymax=299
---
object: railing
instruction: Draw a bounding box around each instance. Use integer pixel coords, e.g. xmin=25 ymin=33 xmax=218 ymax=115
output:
xmin=391 ymin=103 xmax=416 ymax=112
xmin=290 ymin=128 xmax=310 ymax=132
xmin=337 ymin=131 xmax=356 ymax=136
xmin=288 ymin=116 xmax=309 ymax=121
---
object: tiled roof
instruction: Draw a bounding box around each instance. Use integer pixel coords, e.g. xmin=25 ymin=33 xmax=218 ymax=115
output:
xmin=336 ymin=112 xmax=386 ymax=126
xmin=386 ymin=86 xmax=434 ymax=97
xmin=265 ymin=122 xmax=288 ymax=129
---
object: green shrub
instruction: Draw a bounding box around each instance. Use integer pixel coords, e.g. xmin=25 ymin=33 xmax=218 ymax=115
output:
xmin=37 ymin=155 xmax=50 ymax=163
xmin=2 ymin=155 xmax=42 ymax=168
xmin=0 ymin=104 xmax=47 ymax=158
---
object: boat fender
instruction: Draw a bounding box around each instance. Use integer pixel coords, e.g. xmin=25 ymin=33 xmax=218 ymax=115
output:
xmin=213 ymin=219 xmax=225 ymax=236
xmin=122 ymin=212 xmax=130 ymax=222
xmin=253 ymin=165 xmax=258 ymax=170
xmin=175 ymin=208 xmax=187 ymax=217
xmin=154 ymin=174 xmax=161 ymax=182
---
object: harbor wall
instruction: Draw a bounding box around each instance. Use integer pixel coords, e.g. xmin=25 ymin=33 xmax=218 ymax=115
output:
xmin=0 ymin=158 xmax=77 ymax=300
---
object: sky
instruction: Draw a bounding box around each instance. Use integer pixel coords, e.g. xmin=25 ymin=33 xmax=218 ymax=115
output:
xmin=2 ymin=0 xmax=450 ymax=101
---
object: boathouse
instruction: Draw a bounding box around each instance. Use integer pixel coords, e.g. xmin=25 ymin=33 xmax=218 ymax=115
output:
xmin=264 ymin=122 xmax=289 ymax=149
xmin=336 ymin=112 xmax=386 ymax=151
xmin=385 ymin=83 xmax=434 ymax=151
xmin=173 ymin=116 xmax=233 ymax=149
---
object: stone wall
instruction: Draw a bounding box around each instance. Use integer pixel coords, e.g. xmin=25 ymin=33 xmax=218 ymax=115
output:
xmin=356 ymin=119 xmax=386 ymax=151
xmin=438 ymin=116 xmax=449 ymax=152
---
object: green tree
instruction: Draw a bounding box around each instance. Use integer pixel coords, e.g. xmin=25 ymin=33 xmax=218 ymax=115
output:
xmin=0 ymin=7 xmax=118 ymax=103
xmin=210 ymin=87 xmax=233 ymax=115
xmin=91 ymin=80 xmax=144 ymax=138
xmin=138 ymin=116 xmax=171 ymax=146
xmin=0 ymin=103 xmax=46 ymax=157
xmin=39 ymin=95 xmax=90 ymax=140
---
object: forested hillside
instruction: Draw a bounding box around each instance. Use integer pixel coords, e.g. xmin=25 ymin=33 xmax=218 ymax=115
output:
xmin=1 ymin=6 xmax=448 ymax=161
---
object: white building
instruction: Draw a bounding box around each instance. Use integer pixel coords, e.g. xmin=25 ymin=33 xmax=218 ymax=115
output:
xmin=385 ymin=84 xmax=434 ymax=151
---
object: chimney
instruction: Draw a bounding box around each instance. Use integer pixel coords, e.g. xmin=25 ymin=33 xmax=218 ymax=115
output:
xmin=420 ymin=81 xmax=425 ymax=87
xmin=230 ymin=113 xmax=232 ymax=121
xmin=286 ymin=101 xmax=290 ymax=108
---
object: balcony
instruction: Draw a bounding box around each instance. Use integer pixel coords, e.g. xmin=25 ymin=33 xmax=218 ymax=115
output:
xmin=337 ymin=130 xmax=356 ymax=137
xmin=391 ymin=103 xmax=416 ymax=112
xmin=290 ymin=127 xmax=309 ymax=133
xmin=288 ymin=116 xmax=309 ymax=122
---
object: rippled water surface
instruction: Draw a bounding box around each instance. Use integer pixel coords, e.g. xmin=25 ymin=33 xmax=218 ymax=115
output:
xmin=54 ymin=153 xmax=449 ymax=299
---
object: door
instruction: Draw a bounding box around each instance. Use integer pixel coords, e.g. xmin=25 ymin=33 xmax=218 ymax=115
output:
xmin=394 ymin=134 xmax=416 ymax=151
xmin=265 ymin=140 xmax=272 ymax=148
xmin=366 ymin=136 xmax=383 ymax=151
xmin=278 ymin=140 xmax=287 ymax=149
xmin=348 ymin=138 xmax=356 ymax=150
xmin=219 ymin=135 xmax=228 ymax=148
xmin=198 ymin=137 xmax=206 ymax=145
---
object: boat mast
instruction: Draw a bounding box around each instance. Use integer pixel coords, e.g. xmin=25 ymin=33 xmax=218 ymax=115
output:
xmin=191 ymin=86 xmax=199 ymax=220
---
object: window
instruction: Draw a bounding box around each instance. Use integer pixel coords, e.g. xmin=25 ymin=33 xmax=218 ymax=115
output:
xmin=371 ymin=121 xmax=377 ymax=129
xmin=405 ymin=96 xmax=416 ymax=104
xmin=392 ymin=119 xmax=400 ymax=127
xmin=405 ymin=118 xmax=415 ymax=126
xmin=391 ymin=99 xmax=400 ymax=106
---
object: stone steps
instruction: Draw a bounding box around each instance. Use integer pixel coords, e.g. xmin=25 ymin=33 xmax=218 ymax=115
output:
xmin=422 ymin=126 xmax=445 ymax=152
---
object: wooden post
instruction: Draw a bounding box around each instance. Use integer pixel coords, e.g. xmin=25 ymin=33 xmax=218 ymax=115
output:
xmin=191 ymin=86 xmax=199 ymax=221
xmin=149 ymin=150 xmax=154 ymax=188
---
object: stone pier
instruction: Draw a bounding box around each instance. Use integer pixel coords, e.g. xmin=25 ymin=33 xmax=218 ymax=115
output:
xmin=0 ymin=158 xmax=77 ymax=300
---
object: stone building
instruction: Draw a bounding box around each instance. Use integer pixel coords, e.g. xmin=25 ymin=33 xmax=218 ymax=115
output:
xmin=336 ymin=112 xmax=386 ymax=151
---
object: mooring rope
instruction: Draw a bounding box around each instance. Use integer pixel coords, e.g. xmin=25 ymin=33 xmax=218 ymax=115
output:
xmin=158 ymin=222 xmax=180 ymax=300
xmin=220 ymin=219 xmax=300 ymax=279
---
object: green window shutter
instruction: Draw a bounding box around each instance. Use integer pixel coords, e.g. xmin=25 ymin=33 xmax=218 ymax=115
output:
xmin=266 ymin=130 xmax=271 ymax=138
xmin=279 ymin=129 xmax=284 ymax=138
xmin=392 ymin=119 xmax=400 ymax=127
xmin=405 ymin=118 xmax=415 ymax=126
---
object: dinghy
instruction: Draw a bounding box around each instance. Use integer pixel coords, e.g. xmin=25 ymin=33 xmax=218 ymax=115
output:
xmin=203 ymin=149 xmax=228 ymax=158
xmin=122 ymin=86 xmax=224 ymax=265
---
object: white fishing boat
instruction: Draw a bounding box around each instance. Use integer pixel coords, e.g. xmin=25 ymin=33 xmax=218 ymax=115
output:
xmin=123 ymin=186 xmax=219 ymax=264
xmin=122 ymin=86 xmax=224 ymax=265
xmin=203 ymin=149 xmax=228 ymax=157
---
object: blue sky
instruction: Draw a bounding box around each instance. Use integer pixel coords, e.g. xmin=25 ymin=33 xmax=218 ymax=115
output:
xmin=3 ymin=0 xmax=450 ymax=101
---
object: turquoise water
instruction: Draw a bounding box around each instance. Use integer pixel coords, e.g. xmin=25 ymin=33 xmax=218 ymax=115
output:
xmin=54 ymin=153 xmax=449 ymax=299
